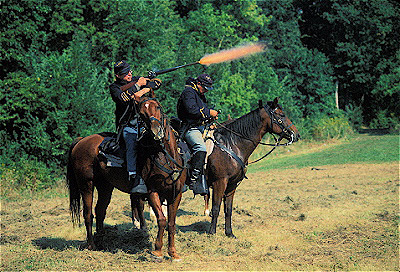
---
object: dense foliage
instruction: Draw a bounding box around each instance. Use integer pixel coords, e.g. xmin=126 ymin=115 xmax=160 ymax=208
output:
xmin=1 ymin=0 xmax=399 ymax=189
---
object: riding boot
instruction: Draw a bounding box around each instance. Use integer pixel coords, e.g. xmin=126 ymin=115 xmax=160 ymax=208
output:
xmin=130 ymin=174 xmax=148 ymax=194
xmin=191 ymin=171 xmax=209 ymax=196
xmin=188 ymin=151 xmax=208 ymax=196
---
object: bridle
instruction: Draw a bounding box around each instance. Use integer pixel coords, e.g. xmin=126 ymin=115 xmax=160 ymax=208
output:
xmin=138 ymin=98 xmax=185 ymax=182
xmin=138 ymin=97 xmax=166 ymax=141
xmin=263 ymin=103 xmax=296 ymax=146
xmin=215 ymin=103 xmax=295 ymax=146
xmin=212 ymin=103 xmax=296 ymax=165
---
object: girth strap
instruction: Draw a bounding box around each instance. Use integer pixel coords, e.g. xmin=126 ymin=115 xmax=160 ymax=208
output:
xmin=209 ymin=137 xmax=248 ymax=180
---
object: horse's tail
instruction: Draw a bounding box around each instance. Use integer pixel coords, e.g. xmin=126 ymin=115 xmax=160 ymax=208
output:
xmin=66 ymin=137 xmax=83 ymax=225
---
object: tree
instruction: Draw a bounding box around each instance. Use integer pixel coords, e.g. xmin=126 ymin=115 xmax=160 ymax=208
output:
xmin=0 ymin=35 xmax=112 ymax=167
xmin=295 ymin=0 xmax=400 ymax=125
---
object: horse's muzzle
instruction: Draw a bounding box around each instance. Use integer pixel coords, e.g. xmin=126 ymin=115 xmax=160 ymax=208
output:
xmin=283 ymin=129 xmax=300 ymax=145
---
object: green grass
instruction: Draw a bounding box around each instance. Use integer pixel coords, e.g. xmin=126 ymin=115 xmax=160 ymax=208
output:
xmin=250 ymin=133 xmax=399 ymax=171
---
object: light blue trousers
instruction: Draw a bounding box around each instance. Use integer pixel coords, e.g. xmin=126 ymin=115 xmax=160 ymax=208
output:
xmin=183 ymin=126 xmax=207 ymax=154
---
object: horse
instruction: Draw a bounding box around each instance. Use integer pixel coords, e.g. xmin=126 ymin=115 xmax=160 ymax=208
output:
xmin=203 ymin=97 xmax=300 ymax=237
xmin=66 ymin=96 xmax=186 ymax=260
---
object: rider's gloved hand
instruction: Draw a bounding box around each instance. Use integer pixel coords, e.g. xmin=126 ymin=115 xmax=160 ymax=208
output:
xmin=210 ymin=109 xmax=219 ymax=119
xmin=146 ymin=78 xmax=162 ymax=90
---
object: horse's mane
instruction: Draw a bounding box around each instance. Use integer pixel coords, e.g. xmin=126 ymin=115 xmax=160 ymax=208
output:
xmin=215 ymin=107 xmax=262 ymax=146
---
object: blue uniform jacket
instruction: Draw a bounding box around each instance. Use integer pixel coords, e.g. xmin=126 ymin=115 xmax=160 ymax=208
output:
xmin=109 ymin=76 xmax=140 ymax=129
xmin=177 ymin=79 xmax=212 ymax=126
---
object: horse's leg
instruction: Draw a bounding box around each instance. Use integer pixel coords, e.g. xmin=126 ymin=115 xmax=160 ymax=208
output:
xmin=224 ymin=190 xmax=237 ymax=238
xmin=209 ymin=178 xmax=228 ymax=235
xmin=130 ymin=194 xmax=147 ymax=230
xmin=130 ymin=195 xmax=140 ymax=228
xmin=148 ymin=191 xmax=166 ymax=258
xmin=81 ymin=186 xmax=96 ymax=250
xmin=167 ymin=192 xmax=182 ymax=261
xmin=94 ymin=182 xmax=114 ymax=235
xmin=204 ymin=192 xmax=210 ymax=216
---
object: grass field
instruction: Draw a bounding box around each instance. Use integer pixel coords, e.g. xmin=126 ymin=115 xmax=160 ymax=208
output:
xmin=1 ymin=133 xmax=399 ymax=271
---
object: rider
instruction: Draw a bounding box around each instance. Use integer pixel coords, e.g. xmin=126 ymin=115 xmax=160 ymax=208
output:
xmin=109 ymin=60 xmax=161 ymax=194
xmin=177 ymin=73 xmax=219 ymax=195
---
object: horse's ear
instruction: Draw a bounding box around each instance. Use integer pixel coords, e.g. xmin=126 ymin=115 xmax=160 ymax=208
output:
xmin=258 ymin=99 xmax=263 ymax=109
xmin=150 ymin=89 xmax=155 ymax=98
xmin=272 ymin=97 xmax=279 ymax=108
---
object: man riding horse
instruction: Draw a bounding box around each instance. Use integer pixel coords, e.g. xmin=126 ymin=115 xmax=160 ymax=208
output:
xmin=109 ymin=60 xmax=161 ymax=194
xmin=177 ymin=73 xmax=219 ymax=195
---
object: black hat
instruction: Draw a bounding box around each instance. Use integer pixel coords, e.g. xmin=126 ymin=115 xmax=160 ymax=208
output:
xmin=197 ymin=73 xmax=213 ymax=91
xmin=114 ymin=60 xmax=131 ymax=77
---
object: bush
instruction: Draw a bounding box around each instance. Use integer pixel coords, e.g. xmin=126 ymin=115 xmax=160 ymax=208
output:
xmin=0 ymin=158 xmax=63 ymax=201
xmin=311 ymin=115 xmax=354 ymax=140
xmin=0 ymin=158 xmax=59 ymax=192
xmin=345 ymin=103 xmax=364 ymax=131
xmin=368 ymin=110 xmax=399 ymax=130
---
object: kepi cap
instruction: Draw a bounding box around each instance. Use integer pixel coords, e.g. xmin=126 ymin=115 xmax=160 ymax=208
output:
xmin=197 ymin=73 xmax=213 ymax=91
xmin=114 ymin=60 xmax=131 ymax=77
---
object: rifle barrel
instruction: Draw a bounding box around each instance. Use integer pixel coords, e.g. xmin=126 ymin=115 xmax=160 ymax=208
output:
xmin=154 ymin=62 xmax=200 ymax=76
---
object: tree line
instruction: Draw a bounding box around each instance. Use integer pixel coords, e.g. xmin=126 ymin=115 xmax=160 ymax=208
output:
xmin=1 ymin=0 xmax=399 ymax=189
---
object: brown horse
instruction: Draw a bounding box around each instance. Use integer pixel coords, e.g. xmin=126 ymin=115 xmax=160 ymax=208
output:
xmin=66 ymin=96 xmax=186 ymax=260
xmin=204 ymin=98 xmax=300 ymax=237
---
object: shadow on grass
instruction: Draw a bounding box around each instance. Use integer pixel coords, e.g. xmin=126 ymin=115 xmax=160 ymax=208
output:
xmin=178 ymin=220 xmax=210 ymax=234
xmin=32 ymin=223 xmax=152 ymax=254
xmin=32 ymin=237 xmax=82 ymax=251
xmin=123 ymin=209 xmax=153 ymax=221
xmin=177 ymin=208 xmax=197 ymax=217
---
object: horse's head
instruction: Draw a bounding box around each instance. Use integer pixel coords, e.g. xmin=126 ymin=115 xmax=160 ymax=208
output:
xmin=261 ymin=98 xmax=300 ymax=144
xmin=138 ymin=97 xmax=165 ymax=141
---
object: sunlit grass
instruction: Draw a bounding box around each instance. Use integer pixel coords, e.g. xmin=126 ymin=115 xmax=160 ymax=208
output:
xmin=249 ymin=133 xmax=399 ymax=172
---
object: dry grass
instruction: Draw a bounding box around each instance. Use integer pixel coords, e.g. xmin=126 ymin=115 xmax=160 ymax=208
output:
xmin=1 ymin=161 xmax=398 ymax=271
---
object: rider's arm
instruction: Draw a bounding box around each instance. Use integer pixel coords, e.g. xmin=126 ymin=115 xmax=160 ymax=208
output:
xmin=109 ymin=77 xmax=149 ymax=103
xmin=132 ymin=87 xmax=151 ymax=101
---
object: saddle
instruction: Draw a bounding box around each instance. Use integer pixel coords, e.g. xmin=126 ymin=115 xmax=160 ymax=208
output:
xmin=98 ymin=132 xmax=126 ymax=168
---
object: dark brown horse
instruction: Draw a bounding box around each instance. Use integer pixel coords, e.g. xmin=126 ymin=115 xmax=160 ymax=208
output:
xmin=66 ymin=96 xmax=186 ymax=260
xmin=204 ymin=98 xmax=300 ymax=237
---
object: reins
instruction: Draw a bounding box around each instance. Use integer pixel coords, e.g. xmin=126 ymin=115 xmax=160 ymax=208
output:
xmin=212 ymin=104 xmax=294 ymax=165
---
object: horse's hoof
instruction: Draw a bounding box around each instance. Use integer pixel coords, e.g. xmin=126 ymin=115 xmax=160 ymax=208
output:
xmin=172 ymin=257 xmax=182 ymax=262
xmin=168 ymin=251 xmax=181 ymax=262
xmin=132 ymin=218 xmax=141 ymax=229
xmin=150 ymin=251 xmax=163 ymax=262
xmin=226 ymin=233 xmax=237 ymax=239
